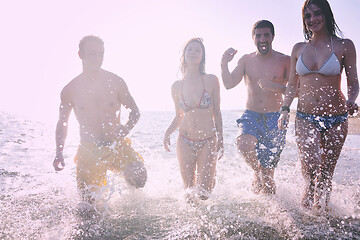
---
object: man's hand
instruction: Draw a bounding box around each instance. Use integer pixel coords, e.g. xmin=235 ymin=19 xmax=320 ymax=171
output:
xmin=216 ymin=140 xmax=224 ymax=160
xmin=117 ymin=125 xmax=130 ymax=138
xmin=53 ymin=153 xmax=65 ymax=171
xmin=278 ymin=111 xmax=290 ymax=130
xmin=258 ymin=79 xmax=274 ymax=90
xmin=221 ymin=48 xmax=237 ymax=65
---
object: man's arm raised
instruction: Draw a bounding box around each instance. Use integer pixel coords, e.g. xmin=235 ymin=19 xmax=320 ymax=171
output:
xmin=221 ymin=48 xmax=245 ymax=89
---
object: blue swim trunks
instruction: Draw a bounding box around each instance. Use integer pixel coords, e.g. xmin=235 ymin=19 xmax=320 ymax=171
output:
xmin=236 ymin=110 xmax=286 ymax=168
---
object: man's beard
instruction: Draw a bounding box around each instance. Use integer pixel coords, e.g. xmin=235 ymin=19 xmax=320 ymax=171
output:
xmin=257 ymin=42 xmax=270 ymax=55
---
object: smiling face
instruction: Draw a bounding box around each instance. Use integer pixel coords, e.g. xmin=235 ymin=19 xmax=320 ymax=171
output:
xmin=303 ymin=3 xmax=326 ymax=34
xmin=253 ymin=28 xmax=274 ymax=56
xmin=184 ymin=41 xmax=204 ymax=65
xmin=180 ymin=38 xmax=206 ymax=74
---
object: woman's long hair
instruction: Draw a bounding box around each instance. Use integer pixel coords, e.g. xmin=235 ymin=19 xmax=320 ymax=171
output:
xmin=302 ymin=0 xmax=342 ymax=40
xmin=180 ymin=38 xmax=206 ymax=76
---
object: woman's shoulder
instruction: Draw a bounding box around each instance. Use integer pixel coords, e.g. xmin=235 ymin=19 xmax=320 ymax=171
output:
xmin=334 ymin=37 xmax=355 ymax=47
xmin=293 ymin=41 xmax=307 ymax=51
xmin=333 ymin=37 xmax=356 ymax=54
xmin=203 ymin=73 xmax=219 ymax=83
xmin=203 ymin=74 xmax=220 ymax=91
xmin=171 ymin=80 xmax=183 ymax=92
xmin=291 ymin=42 xmax=307 ymax=57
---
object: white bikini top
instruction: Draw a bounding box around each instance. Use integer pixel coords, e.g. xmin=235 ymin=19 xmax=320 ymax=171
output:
xmin=296 ymin=37 xmax=341 ymax=76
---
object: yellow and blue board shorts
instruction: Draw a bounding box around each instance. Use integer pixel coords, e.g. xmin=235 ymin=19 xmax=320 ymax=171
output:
xmin=74 ymin=138 xmax=144 ymax=187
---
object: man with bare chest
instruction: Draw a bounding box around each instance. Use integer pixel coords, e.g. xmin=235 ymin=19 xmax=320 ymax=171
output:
xmin=221 ymin=20 xmax=290 ymax=194
xmin=53 ymin=36 xmax=147 ymax=203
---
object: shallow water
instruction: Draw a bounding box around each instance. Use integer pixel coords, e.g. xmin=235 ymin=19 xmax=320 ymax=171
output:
xmin=1 ymin=111 xmax=360 ymax=239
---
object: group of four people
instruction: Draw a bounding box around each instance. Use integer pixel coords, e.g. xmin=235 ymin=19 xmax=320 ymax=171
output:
xmin=53 ymin=0 xmax=358 ymax=213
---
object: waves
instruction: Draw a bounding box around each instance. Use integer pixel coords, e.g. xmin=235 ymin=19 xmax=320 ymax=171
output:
xmin=1 ymin=111 xmax=360 ymax=239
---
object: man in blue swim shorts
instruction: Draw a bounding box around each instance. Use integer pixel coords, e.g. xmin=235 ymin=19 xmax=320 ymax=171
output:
xmin=221 ymin=20 xmax=290 ymax=194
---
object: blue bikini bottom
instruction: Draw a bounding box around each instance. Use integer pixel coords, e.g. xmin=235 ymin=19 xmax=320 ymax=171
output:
xmin=296 ymin=111 xmax=348 ymax=132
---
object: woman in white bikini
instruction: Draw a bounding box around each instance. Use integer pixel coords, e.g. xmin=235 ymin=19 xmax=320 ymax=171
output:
xmin=278 ymin=0 xmax=359 ymax=212
xmin=163 ymin=38 xmax=224 ymax=201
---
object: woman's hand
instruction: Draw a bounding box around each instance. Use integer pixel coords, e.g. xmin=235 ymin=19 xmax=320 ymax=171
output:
xmin=278 ymin=111 xmax=290 ymax=130
xmin=216 ymin=139 xmax=224 ymax=160
xmin=163 ymin=134 xmax=171 ymax=152
xmin=346 ymin=100 xmax=359 ymax=116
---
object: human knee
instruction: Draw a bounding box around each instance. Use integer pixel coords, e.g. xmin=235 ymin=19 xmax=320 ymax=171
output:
xmin=236 ymin=136 xmax=256 ymax=154
xmin=124 ymin=162 xmax=147 ymax=188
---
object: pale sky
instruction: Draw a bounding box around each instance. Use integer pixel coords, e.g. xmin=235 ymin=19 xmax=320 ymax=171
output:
xmin=1 ymin=0 xmax=359 ymax=123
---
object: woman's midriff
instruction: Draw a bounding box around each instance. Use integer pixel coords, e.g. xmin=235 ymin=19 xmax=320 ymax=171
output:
xmin=297 ymin=75 xmax=347 ymax=115
xmin=179 ymin=110 xmax=216 ymax=140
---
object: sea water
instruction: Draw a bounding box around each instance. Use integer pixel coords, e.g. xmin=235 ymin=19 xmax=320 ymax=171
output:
xmin=1 ymin=110 xmax=360 ymax=239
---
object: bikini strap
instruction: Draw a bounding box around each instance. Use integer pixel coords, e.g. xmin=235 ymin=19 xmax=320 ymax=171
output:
xmin=300 ymin=42 xmax=309 ymax=55
xmin=180 ymin=80 xmax=189 ymax=109
xmin=181 ymin=77 xmax=204 ymax=110
xmin=199 ymin=75 xmax=206 ymax=104
xmin=330 ymin=37 xmax=334 ymax=52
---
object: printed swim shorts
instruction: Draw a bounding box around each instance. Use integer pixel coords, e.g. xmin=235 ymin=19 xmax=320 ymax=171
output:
xmin=236 ymin=110 xmax=286 ymax=168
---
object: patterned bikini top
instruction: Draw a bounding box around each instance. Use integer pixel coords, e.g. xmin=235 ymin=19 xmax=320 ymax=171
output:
xmin=179 ymin=76 xmax=213 ymax=112
xmin=296 ymin=37 xmax=341 ymax=76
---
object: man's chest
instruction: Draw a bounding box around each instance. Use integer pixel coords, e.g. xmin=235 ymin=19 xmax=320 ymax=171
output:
xmin=245 ymin=63 xmax=284 ymax=82
xmin=72 ymin=85 xmax=120 ymax=110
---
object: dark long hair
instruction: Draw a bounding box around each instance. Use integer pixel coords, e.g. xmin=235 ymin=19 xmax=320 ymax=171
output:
xmin=180 ymin=38 xmax=206 ymax=76
xmin=302 ymin=0 xmax=342 ymax=40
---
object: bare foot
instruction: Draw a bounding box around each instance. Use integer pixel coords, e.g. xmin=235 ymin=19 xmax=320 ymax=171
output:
xmin=185 ymin=192 xmax=197 ymax=204
xmin=301 ymin=188 xmax=314 ymax=210
xmin=262 ymin=178 xmax=276 ymax=195
xmin=184 ymin=188 xmax=200 ymax=205
xmin=310 ymin=203 xmax=326 ymax=216
xmin=196 ymin=185 xmax=211 ymax=200
xmin=251 ymin=174 xmax=262 ymax=194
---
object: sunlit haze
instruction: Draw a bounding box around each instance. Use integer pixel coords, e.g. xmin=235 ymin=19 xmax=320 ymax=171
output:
xmin=1 ymin=0 xmax=359 ymax=123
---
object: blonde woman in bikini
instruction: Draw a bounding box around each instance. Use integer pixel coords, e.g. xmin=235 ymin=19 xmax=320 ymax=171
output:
xmin=278 ymin=0 xmax=359 ymax=212
xmin=163 ymin=38 xmax=224 ymax=201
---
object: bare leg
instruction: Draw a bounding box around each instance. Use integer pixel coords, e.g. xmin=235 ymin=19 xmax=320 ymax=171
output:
xmin=123 ymin=161 xmax=147 ymax=188
xmin=236 ymin=134 xmax=262 ymax=194
xmin=261 ymin=167 xmax=276 ymax=194
xmin=315 ymin=120 xmax=348 ymax=210
xmin=196 ymin=137 xmax=217 ymax=200
xmin=295 ymin=117 xmax=322 ymax=209
xmin=176 ymin=136 xmax=197 ymax=190
xmin=76 ymin=180 xmax=97 ymax=204
xmin=76 ymin=159 xmax=107 ymax=204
